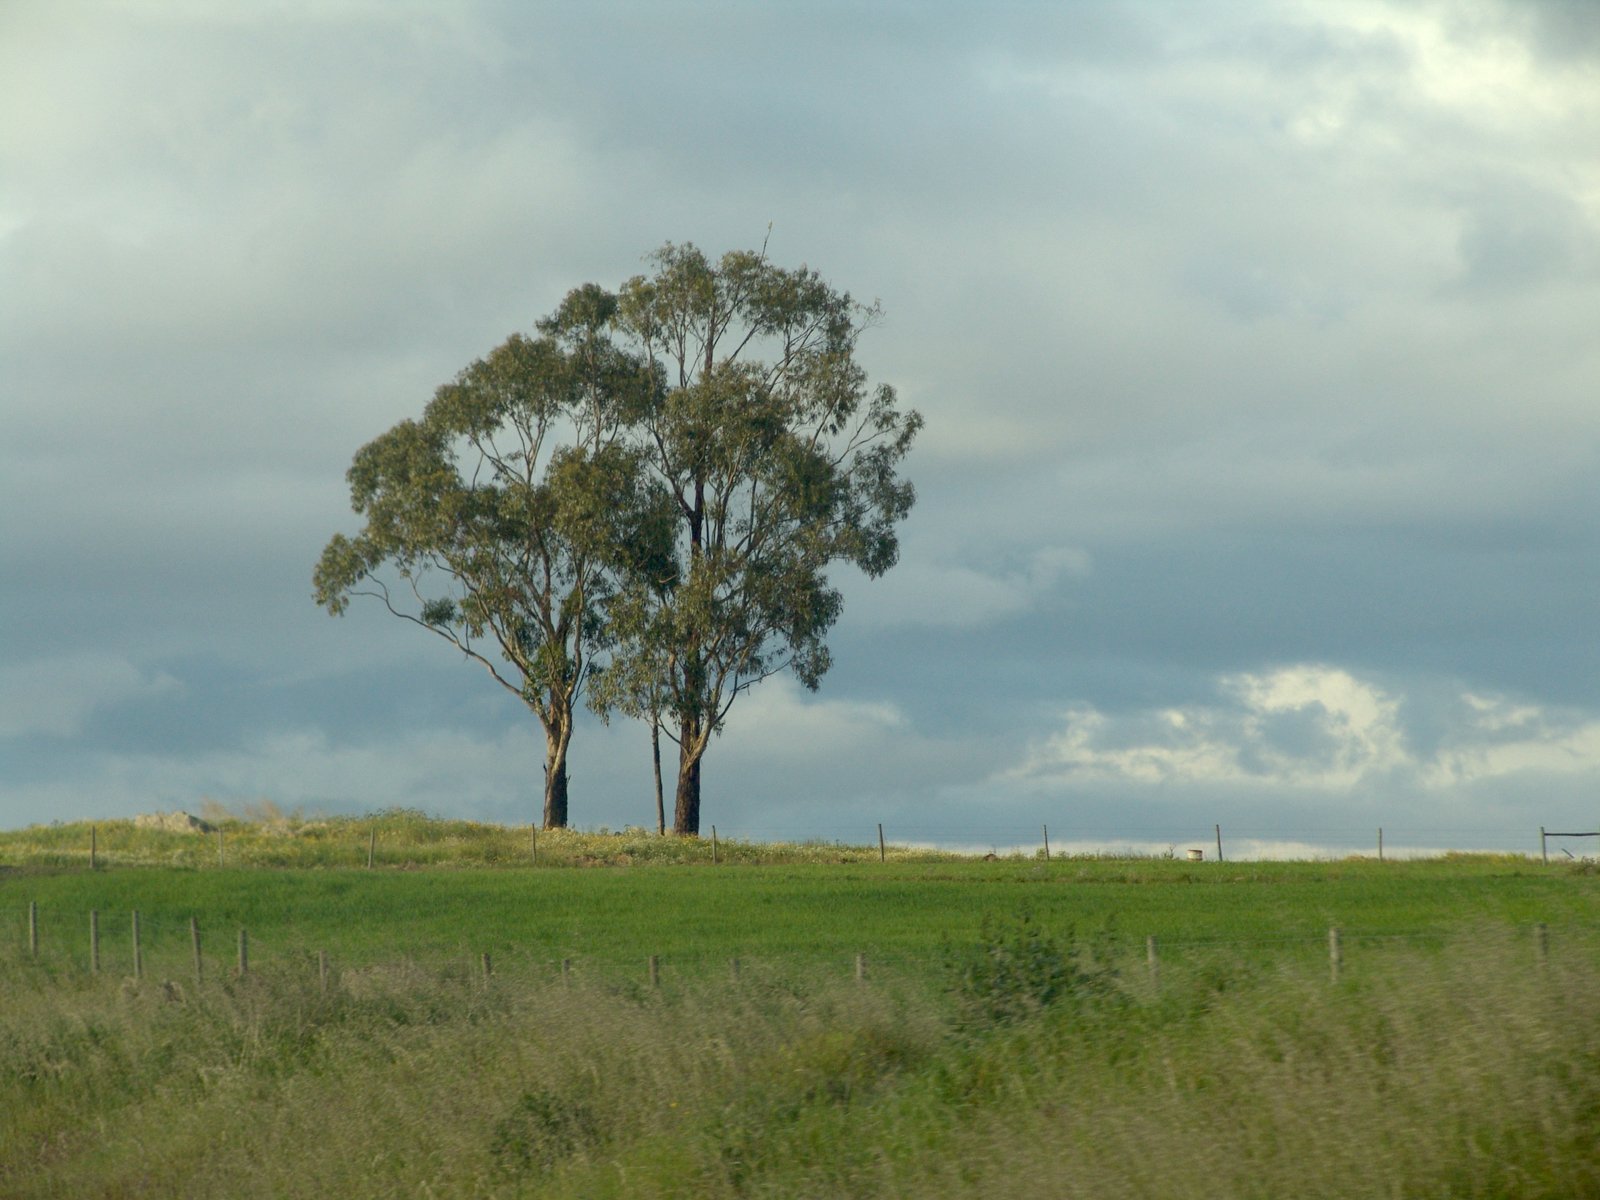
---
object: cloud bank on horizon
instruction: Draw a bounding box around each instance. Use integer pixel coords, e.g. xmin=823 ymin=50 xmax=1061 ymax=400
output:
xmin=2 ymin=0 xmax=1597 ymax=854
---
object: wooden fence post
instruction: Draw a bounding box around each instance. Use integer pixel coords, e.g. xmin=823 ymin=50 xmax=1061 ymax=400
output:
xmin=561 ymin=957 xmax=572 ymax=985
xmin=90 ymin=910 xmax=100 ymax=974
xmin=877 ymin=824 xmax=886 ymax=863
xmin=1043 ymin=824 xmax=1051 ymax=861
xmin=855 ymin=952 xmax=867 ymax=983
xmin=1541 ymin=826 xmax=1548 ymax=865
xmin=481 ymin=952 xmax=492 ymax=984
xmin=1328 ymin=926 xmax=1342 ymax=984
xmin=1215 ymin=824 xmax=1224 ymax=863
xmin=1535 ymin=922 xmax=1549 ymax=967
xmin=191 ymin=917 xmax=203 ymax=985
xmin=237 ymin=928 xmax=248 ymax=977
xmin=28 ymin=901 xmax=37 ymax=959
xmin=1377 ymin=827 xmax=1383 ymax=862
xmin=90 ymin=824 xmax=98 ymax=869
xmin=1146 ymin=935 xmax=1159 ymax=992
xmin=711 ymin=826 xmax=719 ymax=865
xmin=132 ymin=911 xmax=143 ymax=980
xmin=648 ymin=955 xmax=660 ymax=989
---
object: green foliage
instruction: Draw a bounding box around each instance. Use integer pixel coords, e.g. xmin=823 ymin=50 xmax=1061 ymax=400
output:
xmin=490 ymin=1088 xmax=601 ymax=1174
xmin=942 ymin=911 xmax=1120 ymax=1031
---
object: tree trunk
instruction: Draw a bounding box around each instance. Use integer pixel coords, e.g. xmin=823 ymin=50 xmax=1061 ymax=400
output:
xmin=651 ymin=717 xmax=665 ymax=837
xmin=672 ymin=718 xmax=703 ymax=836
xmin=543 ymin=721 xmax=572 ymax=830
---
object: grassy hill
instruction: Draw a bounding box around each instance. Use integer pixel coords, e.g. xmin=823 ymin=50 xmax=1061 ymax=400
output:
xmin=3 ymin=813 xmax=1598 ymax=1197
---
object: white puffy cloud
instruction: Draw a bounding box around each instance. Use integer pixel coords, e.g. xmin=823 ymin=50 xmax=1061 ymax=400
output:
xmin=1011 ymin=665 xmax=1600 ymax=793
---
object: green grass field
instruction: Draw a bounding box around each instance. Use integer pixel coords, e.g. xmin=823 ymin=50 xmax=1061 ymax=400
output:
xmin=4 ymin=815 xmax=1600 ymax=1197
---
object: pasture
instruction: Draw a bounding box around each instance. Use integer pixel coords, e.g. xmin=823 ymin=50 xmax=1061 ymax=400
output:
xmin=3 ymin=817 xmax=1599 ymax=1198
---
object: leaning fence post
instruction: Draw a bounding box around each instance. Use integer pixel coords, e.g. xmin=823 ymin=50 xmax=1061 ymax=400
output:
xmin=28 ymin=901 xmax=37 ymax=959
xmin=878 ymin=824 xmax=886 ymax=863
xmin=1215 ymin=824 xmax=1224 ymax=863
xmin=1043 ymin=824 xmax=1051 ymax=861
xmin=1328 ymin=926 xmax=1342 ymax=984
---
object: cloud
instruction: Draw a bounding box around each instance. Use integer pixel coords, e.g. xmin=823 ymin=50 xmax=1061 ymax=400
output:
xmin=1010 ymin=665 xmax=1600 ymax=793
xmin=0 ymin=654 xmax=183 ymax=740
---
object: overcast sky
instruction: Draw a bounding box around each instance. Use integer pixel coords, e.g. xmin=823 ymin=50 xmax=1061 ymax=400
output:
xmin=3 ymin=0 xmax=1597 ymax=856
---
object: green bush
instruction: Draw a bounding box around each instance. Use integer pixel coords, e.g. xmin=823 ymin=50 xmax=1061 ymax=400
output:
xmin=942 ymin=910 xmax=1119 ymax=1031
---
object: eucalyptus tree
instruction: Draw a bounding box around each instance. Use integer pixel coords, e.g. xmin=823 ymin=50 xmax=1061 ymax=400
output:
xmin=314 ymin=286 xmax=659 ymax=829
xmin=594 ymin=242 xmax=922 ymax=836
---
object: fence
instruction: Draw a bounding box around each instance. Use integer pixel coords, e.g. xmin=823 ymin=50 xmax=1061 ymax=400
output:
xmin=10 ymin=819 xmax=1594 ymax=870
xmin=5 ymin=900 xmax=1573 ymax=999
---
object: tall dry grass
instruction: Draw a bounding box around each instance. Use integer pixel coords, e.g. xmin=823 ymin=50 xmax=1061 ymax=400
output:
xmin=3 ymin=926 xmax=1598 ymax=1197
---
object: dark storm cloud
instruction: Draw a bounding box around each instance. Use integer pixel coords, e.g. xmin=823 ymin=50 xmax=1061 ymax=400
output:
xmin=2 ymin=0 xmax=1597 ymax=849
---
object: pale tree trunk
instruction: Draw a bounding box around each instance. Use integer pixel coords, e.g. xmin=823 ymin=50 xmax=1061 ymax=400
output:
xmin=542 ymin=716 xmax=573 ymax=830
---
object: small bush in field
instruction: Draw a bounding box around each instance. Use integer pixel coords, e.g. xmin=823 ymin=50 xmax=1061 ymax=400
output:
xmin=943 ymin=910 xmax=1119 ymax=1030
xmin=489 ymin=1087 xmax=600 ymax=1173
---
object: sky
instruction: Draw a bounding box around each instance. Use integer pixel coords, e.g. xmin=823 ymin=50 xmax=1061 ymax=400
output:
xmin=3 ymin=0 xmax=1598 ymax=858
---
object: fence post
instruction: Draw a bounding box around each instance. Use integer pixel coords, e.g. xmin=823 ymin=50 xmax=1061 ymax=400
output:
xmin=319 ymin=950 xmax=329 ymax=995
xmin=90 ymin=910 xmax=100 ymax=974
xmin=1146 ymin=934 xmax=1159 ymax=992
xmin=1378 ymin=827 xmax=1383 ymax=862
xmin=648 ymin=955 xmax=660 ymax=989
xmin=367 ymin=828 xmax=376 ymax=869
xmin=28 ymin=901 xmax=37 ymax=959
xmin=711 ymin=826 xmax=719 ymax=865
xmin=1215 ymin=824 xmax=1224 ymax=863
xmin=90 ymin=824 xmax=98 ymax=869
xmin=132 ymin=911 xmax=143 ymax=980
xmin=561 ymin=957 xmax=571 ymax=985
xmin=191 ymin=917 xmax=203 ymax=985
xmin=237 ymin=928 xmax=248 ymax=977
xmin=1535 ymin=922 xmax=1549 ymax=967
xmin=1541 ymin=826 xmax=1548 ymax=866
xmin=878 ymin=824 xmax=886 ymax=863
xmin=481 ymin=952 xmax=492 ymax=984
xmin=855 ymin=952 xmax=867 ymax=983
xmin=1328 ymin=926 xmax=1342 ymax=984
xmin=1043 ymin=824 xmax=1051 ymax=861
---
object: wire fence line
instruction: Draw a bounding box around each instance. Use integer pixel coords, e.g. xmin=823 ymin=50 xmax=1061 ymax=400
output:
xmin=3 ymin=901 xmax=1582 ymax=995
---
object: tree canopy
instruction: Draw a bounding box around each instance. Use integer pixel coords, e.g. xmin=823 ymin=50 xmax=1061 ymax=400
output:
xmin=315 ymin=243 xmax=919 ymax=835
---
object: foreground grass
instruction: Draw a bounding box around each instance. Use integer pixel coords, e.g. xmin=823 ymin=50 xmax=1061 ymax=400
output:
xmin=3 ymin=927 xmax=1598 ymax=1198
